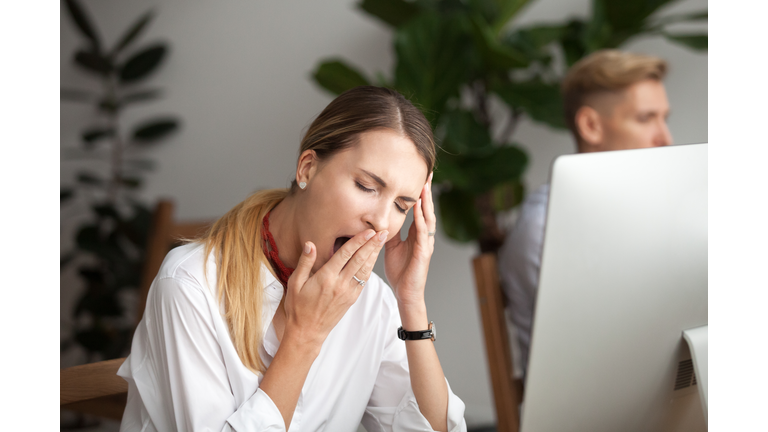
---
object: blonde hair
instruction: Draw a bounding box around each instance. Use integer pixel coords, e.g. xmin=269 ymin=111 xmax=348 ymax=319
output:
xmin=562 ymin=49 xmax=668 ymax=138
xmin=197 ymin=86 xmax=435 ymax=373
xmin=202 ymin=189 xmax=288 ymax=374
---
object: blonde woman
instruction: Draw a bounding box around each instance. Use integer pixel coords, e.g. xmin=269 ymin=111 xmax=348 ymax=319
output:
xmin=118 ymin=86 xmax=467 ymax=432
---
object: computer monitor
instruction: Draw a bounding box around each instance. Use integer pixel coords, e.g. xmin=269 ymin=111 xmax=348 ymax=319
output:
xmin=521 ymin=143 xmax=708 ymax=432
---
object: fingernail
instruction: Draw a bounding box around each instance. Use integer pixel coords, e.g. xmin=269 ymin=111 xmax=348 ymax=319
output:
xmin=379 ymin=231 xmax=388 ymax=242
xmin=304 ymin=242 xmax=311 ymax=254
xmin=365 ymin=230 xmax=375 ymax=241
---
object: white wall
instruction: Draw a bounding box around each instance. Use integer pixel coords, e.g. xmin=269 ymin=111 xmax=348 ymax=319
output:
xmin=60 ymin=0 xmax=707 ymax=426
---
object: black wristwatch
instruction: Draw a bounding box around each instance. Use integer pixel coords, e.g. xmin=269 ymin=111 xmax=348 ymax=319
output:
xmin=397 ymin=321 xmax=436 ymax=341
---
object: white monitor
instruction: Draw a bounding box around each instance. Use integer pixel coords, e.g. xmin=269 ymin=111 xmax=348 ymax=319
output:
xmin=521 ymin=143 xmax=708 ymax=432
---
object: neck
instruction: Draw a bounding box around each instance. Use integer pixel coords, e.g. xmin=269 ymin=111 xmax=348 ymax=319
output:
xmin=267 ymin=193 xmax=301 ymax=269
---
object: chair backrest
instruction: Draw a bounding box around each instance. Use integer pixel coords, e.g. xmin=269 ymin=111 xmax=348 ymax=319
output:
xmin=61 ymin=200 xmax=211 ymax=419
xmin=60 ymin=358 xmax=128 ymax=419
xmin=472 ymin=253 xmax=523 ymax=432
xmin=136 ymin=200 xmax=211 ymax=324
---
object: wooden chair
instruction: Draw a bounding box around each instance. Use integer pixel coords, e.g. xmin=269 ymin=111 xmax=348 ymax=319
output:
xmin=472 ymin=253 xmax=524 ymax=432
xmin=60 ymin=200 xmax=211 ymax=420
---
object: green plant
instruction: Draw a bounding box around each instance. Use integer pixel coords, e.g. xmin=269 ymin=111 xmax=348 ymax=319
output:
xmin=311 ymin=0 xmax=706 ymax=253
xmin=60 ymin=0 xmax=180 ymax=361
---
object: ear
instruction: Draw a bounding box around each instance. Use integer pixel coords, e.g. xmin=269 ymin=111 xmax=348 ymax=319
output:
xmin=296 ymin=149 xmax=318 ymax=186
xmin=574 ymin=106 xmax=604 ymax=151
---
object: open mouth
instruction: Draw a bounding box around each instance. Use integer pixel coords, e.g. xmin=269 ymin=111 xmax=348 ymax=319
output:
xmin=333 ymin=236 xmax=352 ymax=255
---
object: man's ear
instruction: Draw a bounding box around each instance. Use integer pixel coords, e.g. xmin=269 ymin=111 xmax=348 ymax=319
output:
xmin=296 ymin=150 xmax=318 ymax=186
xmin=574 ymin=106 xmax=604 ymax=151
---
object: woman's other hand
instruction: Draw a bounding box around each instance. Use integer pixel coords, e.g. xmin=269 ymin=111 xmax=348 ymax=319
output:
xmin=284 ymin=228 xmax=387 ymax=347
xmin=384 ymin=172 xmax=435 ymax=309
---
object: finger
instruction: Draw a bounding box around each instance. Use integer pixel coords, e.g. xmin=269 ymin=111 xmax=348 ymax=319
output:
xmin=384 ymin=229 xmax=402 ymax=251
xmin=355 ymin=234 xmax=386 ymax=282
xmin=326 ymin=229 xmax=375 ymax=274
xmin=423 ymin=173 xmax=437 ymax=232
xmin=413 ymin=194 xmax=428 ymax=239
xmin=348 ymin=239 xmax=384 ymax=297
xmin=341 ymin=230 xmax=388 ymax=281
xmin=288 ymin=241 xmax=316 ymax=293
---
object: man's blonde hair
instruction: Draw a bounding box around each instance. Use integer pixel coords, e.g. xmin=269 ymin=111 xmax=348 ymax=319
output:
xmin=562 ymin=49 xmax=668 ymax=138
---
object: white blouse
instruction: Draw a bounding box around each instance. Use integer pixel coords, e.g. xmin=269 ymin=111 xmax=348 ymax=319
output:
xmin=117 ymin=243 xmax=467 ymax=432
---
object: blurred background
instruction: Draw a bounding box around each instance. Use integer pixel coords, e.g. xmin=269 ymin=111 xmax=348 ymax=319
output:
xmin=60 ymin=0 xmax=707 ymax=429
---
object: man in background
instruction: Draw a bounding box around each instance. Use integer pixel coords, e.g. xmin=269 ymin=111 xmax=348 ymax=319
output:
xmin=498 ymin=49 xmax=673 ymax=383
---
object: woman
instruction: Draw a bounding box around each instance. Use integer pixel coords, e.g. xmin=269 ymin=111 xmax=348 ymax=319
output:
xmin=118 ymin=86 xmax=467 ymax=431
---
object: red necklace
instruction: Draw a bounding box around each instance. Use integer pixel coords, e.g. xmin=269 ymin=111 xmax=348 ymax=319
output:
xmin=261 ymin=211 xmax=294 ymax=288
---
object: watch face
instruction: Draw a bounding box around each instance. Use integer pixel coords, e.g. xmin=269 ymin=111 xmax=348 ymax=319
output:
xmin=431 ymin=321 xmax=436 ymax=341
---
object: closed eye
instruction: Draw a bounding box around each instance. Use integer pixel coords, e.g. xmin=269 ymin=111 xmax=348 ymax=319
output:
xmin=355 ymin=181 xmax=374 ymax=193
xmin=356 ymin=181 xmax=408 ymax=214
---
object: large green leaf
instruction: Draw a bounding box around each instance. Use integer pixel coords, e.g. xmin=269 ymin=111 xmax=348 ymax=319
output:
xmin=490 ymin=0 xmax=531 ymax=35
xmin=74 ymin=50 xmax=112 ymax=76
xmin=493 ymin=79 xmax=566 ymax=130
xmin=112 ymin=10 xmax=154 ymax=55
xmin=663 ymin=33 xmax=707 ymax=51
xmin=312 ymin=59 xmax=370 ymax=96
xmin=124 ymin=203 xmax=153 ymax=248
xmin=469 ymin=15 xmax=529 ymax=70
xmin=119 ymin=44 xmax=167 ymax=83
xmin=436 ymin=144 xmax=527 ymax=193
xmin=75 ymin=225 xmax=102 ymax=255
xmin=559 ymin=19 xmax=589 ymax=66
xmin=583 ymin=0 xmax=681 ymax=50
xmin=432 ymin=151 xmax=471 ymax=187
xmin=582 ymin=0 xmax=613 ymax=51
xmin=433 ymin=152 xmax=472 ymax=189
xmin=121 ymin=177 xmax=143 ymax=189
xmin=463 ymin=145 xmax=528 ymax=193
xmin=132 ymin=118 xmax=179 ymax=143
xmin=77 ymin=172 xmax=104 ymax=186
xmin=358 ymin=0 xmax=421 ymax=27
xmin=93 ymin=203 xmax=121 ymax=221
xmin=76 ymin=224 xmax=129 ymax=264
xmin=600 ymin=0 xmax=674 ymax=44
xmin=492 ymin=179 xmax=524 ymax=211
xmin=82 ymin=128 xmax=115 ymax=146
xmin=63 ymin=0 xmax=101 ymax=51
xmin=439 ymin=109 xmax=494 ymax=156
xmin=61 ymin=188 xmax=75 ymax=203
xmin=75 ymin=328 xmax=112 ymax=352
xmin=502 ymin=24 xmax=565 ymax=61
xmin=120 ymin=89 xmax=162 ymax=106
xmin=61 ymin=252 xmax=76 ymax=269
xmin=437 ymin=187 xmax=482 ymax=242
xmin=653 ymin=10 xmax=708 ymax=27
xmin=394 ymin=12 xmax=475 ymax=123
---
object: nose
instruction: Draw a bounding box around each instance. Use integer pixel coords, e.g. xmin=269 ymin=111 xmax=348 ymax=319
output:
xmin=655 ymin=119 xmax=673 ymax=147
xmin=363 ymin=200 xmax=390 ymax=233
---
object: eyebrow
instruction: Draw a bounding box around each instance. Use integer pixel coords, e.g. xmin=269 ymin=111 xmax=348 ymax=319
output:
xmin=361 ymin=169 xmax=417 ymax=203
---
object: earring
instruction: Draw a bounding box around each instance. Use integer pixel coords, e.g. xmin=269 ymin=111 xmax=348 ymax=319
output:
xmin=299 ymin=181 xmax=307 ymax=190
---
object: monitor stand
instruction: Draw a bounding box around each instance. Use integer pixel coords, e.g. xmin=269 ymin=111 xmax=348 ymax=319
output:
xmin=683 ymin=325 xmax=708 ymax=421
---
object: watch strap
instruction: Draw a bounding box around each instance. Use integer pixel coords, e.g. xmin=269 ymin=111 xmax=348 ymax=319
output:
xmin=397 ymin=321 xmax=435 ymax=341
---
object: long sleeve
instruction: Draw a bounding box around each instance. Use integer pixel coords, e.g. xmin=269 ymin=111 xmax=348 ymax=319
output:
xmin=498 ymin=184 xmax=549 ymax=379
xmin=360 ymin=293 xmax=467 ymax=432
xmin=118 ymin=276 xmax=284 ymax=432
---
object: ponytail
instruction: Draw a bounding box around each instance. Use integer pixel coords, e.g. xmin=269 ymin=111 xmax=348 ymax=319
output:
xmin=200 ymin=188 xmax=288 ymax=374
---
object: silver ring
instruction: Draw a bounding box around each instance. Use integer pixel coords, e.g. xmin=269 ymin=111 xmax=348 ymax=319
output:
xmin=427 ymin=231 xmax=436 ymax=237
xmin=352 ymin=275 xmax=366 ymax=287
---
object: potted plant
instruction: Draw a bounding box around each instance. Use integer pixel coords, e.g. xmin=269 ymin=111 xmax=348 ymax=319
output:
xmin=60 ymin=0 xmax=181 ymax=363
xmin=311 ymin=0 xmax=706 ymax=253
